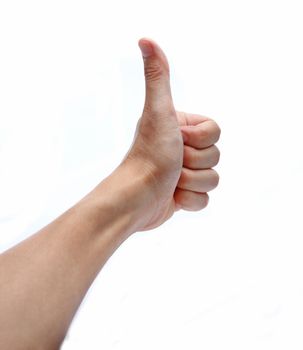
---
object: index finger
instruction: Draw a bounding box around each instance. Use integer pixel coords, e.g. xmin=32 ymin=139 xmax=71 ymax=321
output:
xmin=177 ymin=111 xmax=211 ymax=127
xmin=180 ymin=120 xmax=221 ymax=149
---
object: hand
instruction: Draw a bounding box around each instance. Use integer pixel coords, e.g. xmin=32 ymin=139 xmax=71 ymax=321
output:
xmin=120 ymin=38 xmax=221 ymax=232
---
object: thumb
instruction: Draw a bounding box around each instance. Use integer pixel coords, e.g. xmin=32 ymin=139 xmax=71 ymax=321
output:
xmin=138 ymin=38 xmax=175 ymax=113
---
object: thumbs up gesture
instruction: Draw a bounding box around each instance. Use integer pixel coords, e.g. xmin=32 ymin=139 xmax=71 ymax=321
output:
xmin=120 ymin=38 xmax=221 ymax=232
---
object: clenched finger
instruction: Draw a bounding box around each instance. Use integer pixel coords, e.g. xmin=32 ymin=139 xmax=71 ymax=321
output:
xmin=181 ymin=120 xmax=221 ymax=149
xmin=174 ymin=188 xmax=209 ymax=211
xmin=183 ymin=145 xmax=220 ymax=170
xmin=177 ymin=168 xmax=219 ymax=193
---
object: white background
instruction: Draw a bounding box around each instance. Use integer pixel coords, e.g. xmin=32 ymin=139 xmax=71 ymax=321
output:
xmin=1 ymin=0 xmax=303 ymax=349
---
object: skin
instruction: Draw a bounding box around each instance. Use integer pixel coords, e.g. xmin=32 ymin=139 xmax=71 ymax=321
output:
xmin=0 ymin=37 xmax=220 ymax=349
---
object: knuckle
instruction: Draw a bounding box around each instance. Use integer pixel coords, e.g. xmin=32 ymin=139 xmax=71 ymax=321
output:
xmin=210 ymin=169 xmax=220 ymax=189
xmin=212 ymin=145 xmax=221 ymax=166
xmin=183 ymin=146 xmax=191 ymax=164
xmin=144 ymin=61 xmax=163 ymax=82
xmin=178 ymin=168 xmax=190 ymax=187
xmin=211 ymin=121 xmax=221 ymax=142
xmin=190 ymin=149 xmax=199 ymax=167
xmin=193 ymin=193 xmax=209 ymax=211
xmin=199 ymin=193 xmax=209 ymax=210
xmin=197 ymin=126 xmax=209 ymax=140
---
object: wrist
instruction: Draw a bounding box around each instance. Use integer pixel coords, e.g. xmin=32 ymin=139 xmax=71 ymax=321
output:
xmin=83 ymin=160 xmax=155 ymax=240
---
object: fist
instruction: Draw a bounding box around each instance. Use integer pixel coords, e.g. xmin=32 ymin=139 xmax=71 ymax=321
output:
xmin=121 ymin=38 xmax=221 ymax=232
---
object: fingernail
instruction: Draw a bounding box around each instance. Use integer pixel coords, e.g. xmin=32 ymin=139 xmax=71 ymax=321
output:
xmin=139 ymin=40 xmax=153 ymax=58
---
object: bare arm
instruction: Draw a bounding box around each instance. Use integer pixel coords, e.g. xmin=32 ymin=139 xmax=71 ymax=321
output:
xmin=0 ymin=38 xmax=220 ymax=349
xmin=0 ymin=163 xmax=153 ymax=349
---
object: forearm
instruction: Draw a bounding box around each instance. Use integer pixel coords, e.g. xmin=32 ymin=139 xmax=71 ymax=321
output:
xmin=0 ymin=163 xmax=150 ymax=350
xmin=0 ymin=36 xmax=221 ymax=350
